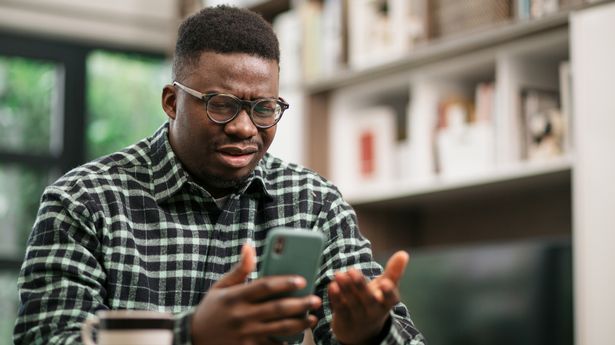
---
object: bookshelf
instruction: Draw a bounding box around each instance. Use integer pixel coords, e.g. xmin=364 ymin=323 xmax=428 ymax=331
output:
xmin=253 ymin=0 xmax=588 ymax=248
xmin=252 ymin=0 xmax=615 ymax=344
xmin=347 ymin=156 xmax=572 ymax=207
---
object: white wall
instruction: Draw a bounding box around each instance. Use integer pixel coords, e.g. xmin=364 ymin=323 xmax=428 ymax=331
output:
xmin=0 ymin=0 xmax=179 ymax=52
xmin=571 ymin=3 xmax=615 ymax=344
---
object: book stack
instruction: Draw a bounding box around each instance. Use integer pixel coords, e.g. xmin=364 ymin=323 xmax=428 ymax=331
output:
xmin=428 ymin=0 xmax=512 ymax=38
xmin=516 ymin=0 xmax=584 ymax=20
xmin=348 ymin=0 xmax=428 ymax=69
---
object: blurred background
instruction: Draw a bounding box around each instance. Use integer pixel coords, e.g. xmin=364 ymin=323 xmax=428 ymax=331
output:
xmin=1 ymin=0 xmax=614 ymax=344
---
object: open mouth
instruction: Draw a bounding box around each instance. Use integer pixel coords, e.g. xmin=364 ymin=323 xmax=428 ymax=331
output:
xmin=217 ymin=146 xmax=258 ymax=168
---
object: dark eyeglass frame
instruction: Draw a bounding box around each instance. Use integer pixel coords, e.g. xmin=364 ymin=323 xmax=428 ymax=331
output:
xmin=173 ymin=81 xmax=289 ymax=129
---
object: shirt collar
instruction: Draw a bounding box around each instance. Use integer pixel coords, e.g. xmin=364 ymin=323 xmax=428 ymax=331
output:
xmin=149 ymin=123 xmax=273 ymax=203
xmin=240 ymin=154 xmax=273 ymax=200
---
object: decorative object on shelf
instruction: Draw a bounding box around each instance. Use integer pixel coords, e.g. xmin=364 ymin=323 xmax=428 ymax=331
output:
xmin=520 ymin=88 xmax=565 ymax=161
xmin=435 ymin=85 xmax=496 ymax=179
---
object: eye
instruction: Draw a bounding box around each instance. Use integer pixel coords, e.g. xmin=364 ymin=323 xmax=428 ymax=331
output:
xmin=208 ymin=95 xmax=237 ymax=112
xmin=253 ymin=100 xmax=278 ymax=117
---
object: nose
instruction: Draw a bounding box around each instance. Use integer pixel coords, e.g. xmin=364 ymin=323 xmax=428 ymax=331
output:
xmin=224 ymin=108 xmax=258 ymax=139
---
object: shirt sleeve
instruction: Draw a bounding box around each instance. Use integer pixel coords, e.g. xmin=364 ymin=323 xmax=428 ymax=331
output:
xmin=13 ymin=184 xmax=196 ymax=345
xmin=310 ymin=187 xmax=426 ymax=345
xmin=14 ymin=184 xmax=105 ymax=345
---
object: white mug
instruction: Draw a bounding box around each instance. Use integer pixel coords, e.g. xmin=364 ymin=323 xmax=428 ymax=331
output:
xmin=81 ymin=310 xmax=173 ymax=345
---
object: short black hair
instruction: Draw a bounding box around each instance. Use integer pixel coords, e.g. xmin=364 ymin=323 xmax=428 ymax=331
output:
xmin=172 ymin=5 xmax=280 ymax=81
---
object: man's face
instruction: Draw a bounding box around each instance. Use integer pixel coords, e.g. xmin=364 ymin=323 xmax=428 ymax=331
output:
xmin=162 ymin=52 xmax=279 ymax=197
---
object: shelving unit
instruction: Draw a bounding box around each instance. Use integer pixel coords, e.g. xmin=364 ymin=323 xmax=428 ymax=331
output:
xmin=347 ymin=156 xmax=572 ymax=207
xmin=304 ymin=10 xmax=570 ymax=94
xmin=243 ymin=0 xmax=598 ymax=247
xmin=311 ymin=20 xmax=570 ymax=183
xmin=249 ymin=1 xmax=615 ymax=344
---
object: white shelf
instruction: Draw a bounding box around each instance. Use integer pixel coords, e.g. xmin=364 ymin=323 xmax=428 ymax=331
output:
xmin=305 ymin=0 xmax=615 ymax=94
xmin=305 ymin=12 xmax=570 ymax=94
xmin=346 ymin=156 xmax=573 ymax=207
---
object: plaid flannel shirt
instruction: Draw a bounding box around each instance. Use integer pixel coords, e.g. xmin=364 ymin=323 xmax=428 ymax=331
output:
xmin=14 ymin=124 xmax=425 ymax=345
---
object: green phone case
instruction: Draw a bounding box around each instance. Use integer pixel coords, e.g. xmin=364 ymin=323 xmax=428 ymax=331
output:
xmin=258 ymin=227 xmax=325 ymax=342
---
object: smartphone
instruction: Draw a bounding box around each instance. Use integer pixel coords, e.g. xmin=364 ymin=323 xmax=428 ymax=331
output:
xmin=258 ymin=227 xmax=325 ymax=342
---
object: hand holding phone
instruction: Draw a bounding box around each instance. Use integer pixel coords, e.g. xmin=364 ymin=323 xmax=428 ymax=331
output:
xmin=259 ymin=227 xmax=325 ymax=342
xmin=191 ymin=240 xmax=322 ymax=345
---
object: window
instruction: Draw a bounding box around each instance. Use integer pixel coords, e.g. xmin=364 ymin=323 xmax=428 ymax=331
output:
xmin=86 ymin=50 xmax=169 ymax=159
xmin=0 ymin=32 xmax=167 ymax=344
xmin=0 ymin=56 xmax=61 ymax=155
xmin=0 ymin=54 xmax=63 ymax=261
xmin=0 ymin=272 xmax=18 ymax=342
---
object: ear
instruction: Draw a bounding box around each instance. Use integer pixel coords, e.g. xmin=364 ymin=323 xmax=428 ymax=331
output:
xmin=162 ymin=84 xmax=177 ymax=120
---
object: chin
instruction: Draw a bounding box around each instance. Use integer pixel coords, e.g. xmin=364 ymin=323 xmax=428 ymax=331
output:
xmin=201 ymin=170 xmax=250 ymax=190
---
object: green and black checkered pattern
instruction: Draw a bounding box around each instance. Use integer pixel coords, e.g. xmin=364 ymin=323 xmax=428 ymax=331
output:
xmin=14 ymin=124 xmax=425 ymax=345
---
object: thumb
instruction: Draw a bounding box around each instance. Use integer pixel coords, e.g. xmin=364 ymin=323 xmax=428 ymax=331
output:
xmin=381 ymin=250 xmax=409 ymax=285
xmin=214 ymin=242 xmax=256 ymax=288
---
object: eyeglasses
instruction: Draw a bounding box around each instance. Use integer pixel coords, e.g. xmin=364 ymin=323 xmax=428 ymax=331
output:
xmin=173 ymin=81 xmax=289 ymax=129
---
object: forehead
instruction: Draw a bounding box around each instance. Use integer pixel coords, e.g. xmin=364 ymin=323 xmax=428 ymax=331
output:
xmin=187 ymin=52 xmax=278 ymax=85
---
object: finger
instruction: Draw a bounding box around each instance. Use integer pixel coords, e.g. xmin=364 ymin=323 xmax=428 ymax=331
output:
xmin=247 ymin=338 xmax=279 ymax=345
xmin=347 ymin=269 xmax=379 ymax=308
xmin=237 ymin=336 xmax=280 ymax=345
xmin=214 ymin=243 xmax=256 ymax=288
xmin=257 ymin=337 xmax=283 ymax=345
xmin=243 ymin=314 xmax=317 ymax=337
xmin=379 ymin=279 xmax=401 ymax=309
xmin=381 ymin=251 xmax=409 ymax=285
xmin=334 ymin=270 xmax=369 ymax=314
xmin=328 ymin=281 xmax=352 ymax=318
xmin=246 ymin=295 xmax=321 ymax=322
xmin=334 ymin=271 xmax=361 ymax=305
xmin=327 ymin=281 xmax=341 ymax=310
xmin=230 ymin=275 xmax=306 ymax=302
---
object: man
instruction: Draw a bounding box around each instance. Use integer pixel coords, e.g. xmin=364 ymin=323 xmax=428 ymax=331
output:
xmin=14 ymin=5 xmax=425 ymax=345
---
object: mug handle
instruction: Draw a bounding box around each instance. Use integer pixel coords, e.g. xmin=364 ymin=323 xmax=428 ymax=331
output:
xmin=81 ymin=316 xmax=99 ymax=345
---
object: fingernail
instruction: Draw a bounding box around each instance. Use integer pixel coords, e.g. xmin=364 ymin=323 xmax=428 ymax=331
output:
xmin=291 ymin=276 xmax=306 ymax=287
xmin=310 ymin=296 xmax=321 ymax=306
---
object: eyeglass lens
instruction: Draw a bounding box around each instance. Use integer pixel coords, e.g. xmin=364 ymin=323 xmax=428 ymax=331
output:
xmin=207 ymin=94 xmax=281 ymax=127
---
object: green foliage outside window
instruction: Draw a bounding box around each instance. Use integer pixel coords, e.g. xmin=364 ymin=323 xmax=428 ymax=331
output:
xmin=0 ymin=56 xmax=56 ymax=344
xmin=0 ymin=56 xmax=56 ymax=154
xmin=0 ymin=56 xmax=57 ymax=260
xmin=0 ymin=49 xmax=171 ymax=345
xmin=86 ymin=51 xmax=170 ymax=160
xmin=0 ymin=272 xmax=18 ymax=345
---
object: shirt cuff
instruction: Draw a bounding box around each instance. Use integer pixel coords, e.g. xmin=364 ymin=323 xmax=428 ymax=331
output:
xmin=174 ymin=307 xmax=196 ymax=345
xmin=379 ymin=313 xmax=426 ymax=345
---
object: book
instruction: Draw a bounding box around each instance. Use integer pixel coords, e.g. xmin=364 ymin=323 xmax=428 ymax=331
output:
xmin=273 ymin=9 xmax=302 ymax=87
xmin=299 ymin=0 xmax=324 ymax=81
xmin=321 ymin=0 xmax=345 ymax=76
xmin=429 ymin=0 xmax=512 ymax=38
xmin=352 ymin=106 xmax=397 ymax=186
xmin=516 ymin=0 xmax=532 ymax=20
xmin=406 ymin=82 xmax=440 ymax=183
xmin=348 ymin=0 xmax=428 ymax=69
xmin=531 ymin=0 xmax=559 ymax=18
xmin=559 ymin=61 xmax=573 ymax=153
